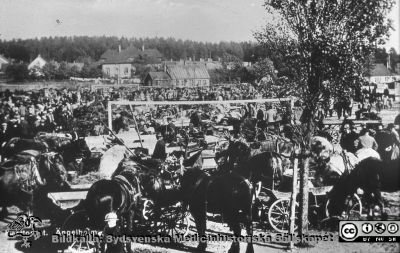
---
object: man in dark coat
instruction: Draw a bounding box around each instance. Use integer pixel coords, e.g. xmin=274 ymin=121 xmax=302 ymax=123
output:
xmin=165 ymin=117 xmax=176 ymax=143
xmin=152 ymin=132 xmax=166 ymax=160
xmin=190 ymin=110 xmax=201 ymax=128
xmin=100 ymin=212 xmax=129 ymax=253
xmin=340 ymin=123 xmax=358 ymax=153
xmin=66 ymin=153 xmax=85 ymax=175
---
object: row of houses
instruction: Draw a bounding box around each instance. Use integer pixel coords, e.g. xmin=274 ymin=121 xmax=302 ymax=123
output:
xmin=99 ymin=46 xmax=211 ymax=87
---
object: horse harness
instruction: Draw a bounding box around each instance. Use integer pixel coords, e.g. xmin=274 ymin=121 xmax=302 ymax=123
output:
xmin=13 ymin=156 xmax=40 ymax=193
xmin=340 ymin=151 xmax=355 ymax=175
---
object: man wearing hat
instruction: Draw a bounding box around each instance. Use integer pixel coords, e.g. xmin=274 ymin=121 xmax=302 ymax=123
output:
xmin=100 ymin=212 xmax=128 ymax=253
xmin=152 ymin=132 xmax=166 ymax=160
xmin=66 ymin=152 xmax=85 ymax=175
xmin=165 ymin=117 xmax=176 ymax=143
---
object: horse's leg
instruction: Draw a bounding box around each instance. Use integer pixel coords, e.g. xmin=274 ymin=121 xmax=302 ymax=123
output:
xmin=227 ymin=220 xmax=241 ymax=253
xmin=373 ymin=190 xmax=387 ymax=220
xmin=364 ymin=191 xmax=374 ymax=219
xmin=244 ymin=207 xmax=254 ymax=253
xmin=190 ymin=207 xmax=207 ymax=251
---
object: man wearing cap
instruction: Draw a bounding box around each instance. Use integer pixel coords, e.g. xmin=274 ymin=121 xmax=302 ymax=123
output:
xmin=100 ymin=212 xmax=127 ymax=253
xmin=152 ymin=132 xmax=166 ymax=160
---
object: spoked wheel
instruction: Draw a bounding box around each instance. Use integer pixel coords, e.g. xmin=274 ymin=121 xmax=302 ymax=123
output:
xmin=325 ymin=194 xmax=362 ymax=220
xmin=268 ymin=198 xmax=299 ymax=233
xmin=61 ymin=210 xmax=100 ymax=253
xmin=143 ymin=200 xmax=192 ymax=237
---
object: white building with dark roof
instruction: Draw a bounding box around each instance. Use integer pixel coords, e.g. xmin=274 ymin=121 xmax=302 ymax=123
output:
xmin=28 ymin=55 xmax=47 ymax=76
xmin=0 ymin=55 xmax=9 ymax=74
xmin=100 ymin=46 xmax=163 ymax=79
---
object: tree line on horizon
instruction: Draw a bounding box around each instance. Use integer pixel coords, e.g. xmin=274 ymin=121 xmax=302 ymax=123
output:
xmin=0 ymin=36 xmax=269 ymax=63
xmin=0 ymin=36 xmax=398 ymax=83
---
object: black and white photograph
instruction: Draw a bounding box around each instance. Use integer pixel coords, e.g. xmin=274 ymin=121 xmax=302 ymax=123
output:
xmin=0 ymin=0 xmax=399 ymax=252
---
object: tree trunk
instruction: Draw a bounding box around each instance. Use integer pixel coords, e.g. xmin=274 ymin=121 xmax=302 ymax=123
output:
xmin=299 ymin=156 xmax=310 ymax=240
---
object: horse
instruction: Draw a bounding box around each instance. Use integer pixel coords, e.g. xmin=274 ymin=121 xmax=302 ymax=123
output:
xmin=217 ymin=140 xmax=284 ymax=196
xmin=375 ymin=131 xmax=400 ymax=162
xmin=57 ymin=137 xmax=91 ymax=165
xmin=74 ymin=155 xmax=178 ymax=232
xmin=310 ymin=136 xmax=381 ymax=186
xmin=36 ymin=152 xmax=69 ymax=191
xmin=32 ymin=152 xmax=70 ymax=221
xmin=0 ymin=150 xmax=45 ymax=218
xmin=327 ymin=157 xmax=400 ymax=218
xmin=1 ymin=137 xmax=49 ymax=161
xmin=180 ymin=168 xmax=254 ymax=253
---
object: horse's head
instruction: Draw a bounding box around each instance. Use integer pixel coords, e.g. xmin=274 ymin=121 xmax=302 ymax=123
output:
xmin=229 ymin=140 xmax=251 ymax=165
xmin=38 ymin=153 xmax=68 ymax=189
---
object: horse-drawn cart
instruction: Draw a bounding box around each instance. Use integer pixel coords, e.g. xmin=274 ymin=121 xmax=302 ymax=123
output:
xmin=256 ymin=183 xmax=363 ymax=233
xmin=48 ymin=164 xmax=191 ymax=253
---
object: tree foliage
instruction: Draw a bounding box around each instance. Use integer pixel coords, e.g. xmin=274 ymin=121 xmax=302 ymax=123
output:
xmin=255 ymin=0 xmax=395 ymax=123
xmin=5 ymin=63 xmax=29 ymax=82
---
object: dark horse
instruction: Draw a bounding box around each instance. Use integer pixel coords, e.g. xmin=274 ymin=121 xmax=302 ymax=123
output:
xmin=1 ymin=137 xmax=49 ymax=162
xmin=180 ymin=168 xmax=254 ymax=253
xmin=327 ymin=157 xmax=400 ymax=218
xmin=217 ymin=140 xmax=284 ymax=195
xmin=0 ymin=150 xmax=69 ymax=219
xmin=71 ymin=156 xmax=176 ymax=232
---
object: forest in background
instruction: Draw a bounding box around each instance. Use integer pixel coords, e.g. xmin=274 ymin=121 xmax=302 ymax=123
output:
xmin=0 ymin=36 xmax=398 ymax=83
xmin=0 ymin=36 xmax=269 ymax=63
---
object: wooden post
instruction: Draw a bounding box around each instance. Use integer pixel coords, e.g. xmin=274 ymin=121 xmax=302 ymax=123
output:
xmin=289 ymin=150 xmax=299 ymax=249
xmin=299 ymin=154 xmax=310 ymax=243
xmin=107 ymin=101 xmax=112 ymax=130
xmin=128 ymin=105 xmax=143 ymax=149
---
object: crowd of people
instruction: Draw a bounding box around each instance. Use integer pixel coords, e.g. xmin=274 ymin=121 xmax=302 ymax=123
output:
xmin=340 ymin=120 xmax=400 ymax=159
xmin=0 ymin=83 xmax=398 ymax=158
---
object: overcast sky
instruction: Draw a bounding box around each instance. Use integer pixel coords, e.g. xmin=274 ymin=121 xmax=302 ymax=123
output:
xmin=1 ymin=0 xmax=399 ymax=51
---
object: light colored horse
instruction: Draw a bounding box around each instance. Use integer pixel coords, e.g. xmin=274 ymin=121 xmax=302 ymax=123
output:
xmin=98 ymin=145 xmax=129 ymax=179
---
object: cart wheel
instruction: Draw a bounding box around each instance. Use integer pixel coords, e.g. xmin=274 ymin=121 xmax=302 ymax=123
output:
xmin=61 ymin=211 xmax=99 ymax=253
xmin=325 ymin=193 xmax=362 ymax=219
xmin=255 ymin=191 xmax=276 ymax=224
xmin=158 ymin=209 xmax=192 ymax=238
xmin=268 ymin=198 xmax=298 ymax=233
xmin=144 ymin=201 xmax=192 ymax=238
